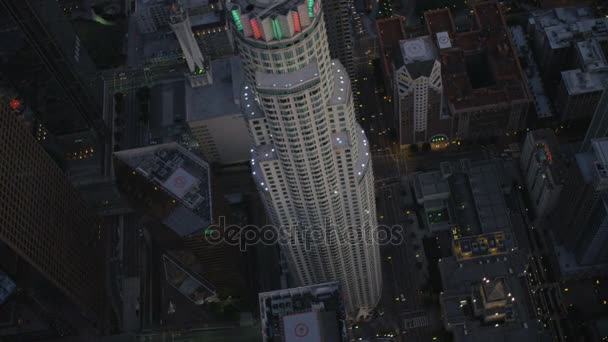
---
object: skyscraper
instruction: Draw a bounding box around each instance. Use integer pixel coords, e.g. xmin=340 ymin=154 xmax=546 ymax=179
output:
xmin=169 ymin=2 xmax=212 ymax=87
xmin=581 ymin=80 xmax=608 ymax=152
xmin=113 ymin=143 xmax=247 ymax=299
xmin=227 ymin=0 xmax=381 ymax=316
xmin=321 ymin=0 xmax=355 ymax=79
xmin=0 ymin=0 xmax=104 ymax=137
xmin=0 ymin=96 xmax=113 ymax=332
xmin=554 ymin=138 xmax=608 ymax=263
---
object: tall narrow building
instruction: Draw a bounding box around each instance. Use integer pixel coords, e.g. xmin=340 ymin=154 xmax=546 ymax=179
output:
xmin=0 ymin=96 xmax=114 ymax=332
xmin=169 ymin=2 xmax=212 ymax=87
xmin=227 ymin=0 xmax=381 ymax=316
xmin=395 ymin=36 xmax=448 ymax=146
xmin=322 ymin=0 xmax=355 ymax=79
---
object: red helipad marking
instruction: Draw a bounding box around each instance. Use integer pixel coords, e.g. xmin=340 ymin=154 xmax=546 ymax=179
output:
xmin=294 ymin=323 xmax=309 ymax=337
xmin=173 ymin=176 xmax=186 ymax=188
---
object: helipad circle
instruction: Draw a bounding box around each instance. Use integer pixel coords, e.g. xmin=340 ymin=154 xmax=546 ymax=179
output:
xmin=294 ymin=323 xmax=309 ymax=337
xmin=404 ymin=40 xmax=427 ymax=58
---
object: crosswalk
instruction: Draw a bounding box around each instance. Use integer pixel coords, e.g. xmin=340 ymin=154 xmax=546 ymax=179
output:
xmin=403 ymin=315 xmax=430 ymax=330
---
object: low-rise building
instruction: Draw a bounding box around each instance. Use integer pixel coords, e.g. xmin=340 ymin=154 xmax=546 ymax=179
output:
xmin=412 ymin=159 xmax=511 ymax=234
xmin=424 ymin=2 xmax=531 ymax=138
xmin=439 ymin=249 xmax=550 ymax=341
xmin=259 ymin=282 xmax=348 ymax=342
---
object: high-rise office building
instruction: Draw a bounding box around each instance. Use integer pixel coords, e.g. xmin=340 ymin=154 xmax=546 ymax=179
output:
xmin=0 ymin=0 xmax=104 ymax=137
xmin=227 ymin=0 xmax=381 ymax=316
xmin=581 ymin=79 xmax=608 ymax=152
xmin=395 ymin=36 xmax=449 ymax=146
xmin=0 ymin=97 xmax=113 ymax=332
xmin=554 ymin=138 xmax=608 ymax=261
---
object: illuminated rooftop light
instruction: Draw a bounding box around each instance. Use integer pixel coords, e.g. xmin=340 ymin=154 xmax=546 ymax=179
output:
xmin=9 ymin=98 xmax=20 ymax=110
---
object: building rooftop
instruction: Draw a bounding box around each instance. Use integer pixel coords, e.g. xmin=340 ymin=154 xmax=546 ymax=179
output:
xmin=151 ymin=80 xmax=187 ymax=127
xmin=396 ymin=36 xmax=438 ymax=78
xmin=114 ymin=142 xmax=212 ymax=236
xmin=531 ymin=9 xmax=607 ymax=50
xmin=413 ymin=171 xmax=450 ymax=204
xmin=163 ymin=252 xmax=216 ymax=305
xmin=453 ymin=231 xmax=514 ymax=261
xmin=241 ymin=84 xmax=265 ymax=119
xmin=414 ymin=158 xmax=510 ymax=235
xmin=528 ymin=128 xmax=566 ymax=181
xmin=561 ymin=69 xmax=605 ymax=95
xmin=466 ymin=160 xmax=511 ymax=233
xmin=258 ymin=282 xmax=347 ymax=342
xmin=399 ymin=36 xmax=437 ymax=65
xmin=186 ymin=57 xmax=243 ymax=122
xmin=438 ymin=250 xmax=550 ymax=342
xmin=576 ymin=39 xmax=608 ymax=72
xmin=256 ymin=62 xmax=320 ymax=91
xmin=424 ymin=2 xmax=530 ymax=112
xmin=510 ymin=25 xmax=554 ymax=118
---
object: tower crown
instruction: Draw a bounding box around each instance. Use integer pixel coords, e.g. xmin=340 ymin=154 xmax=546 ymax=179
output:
xmin=227 ymin=0 xmax=321 ymax=42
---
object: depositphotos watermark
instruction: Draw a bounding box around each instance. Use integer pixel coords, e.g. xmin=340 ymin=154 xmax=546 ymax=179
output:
xmin=203 ymin=217 xmax=405 ymax=251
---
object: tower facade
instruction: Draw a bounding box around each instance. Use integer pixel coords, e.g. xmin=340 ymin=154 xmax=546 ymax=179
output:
xmin=322 ymin=0 xmax=355 ymax=79
xmin=227 ymin=0 xmax=381 ymax=316
xmin=0 ymin=0 xmax=104 ymax=136
xmin=169 ymin=3 xmax=212 ymax=87
xmin=396 ymin=36 xmax=448 ymax=146
xmin=0 ymin=96 xmax=113 ymax=331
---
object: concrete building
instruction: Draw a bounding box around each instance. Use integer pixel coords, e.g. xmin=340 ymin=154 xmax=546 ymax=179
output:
xmin=412 ymin=165 xmax=452 ymax=232
xmin=395 ymin=36 xmax=449 ymax=145
xmin=186 ymin=57 xmax=252 ymax=165
xmin=135 ymin=0 xmax=172 ymax=33
xmin=227 ymin=0 xmax=381 ymax=317
xmin=438 ymin=249 xmax=550 ymax=342
xmin=0 ymin=97 xmax=115 ymax=332
xmin=320 ymin=0 xmax=356 ymax=85
xmin=520 ymin=129 xmax=565 ymax=218
xmin=113 ymin=143 xmax=245 ymax=298
xmin=527 ymin=6 xmax=608 ymax=119
xmin=574 ymin=193 xmax=608 ymax=265
xmin=135 ymin=0 xmax=232 ymax=61
xmin=0 ymin=0 xmax=104 ymax=137
xmin=424 ymin=2 xmax=531 ymax=138
xmin=582 ymin=79 xmax=608 ymax=152
xmin=259 ymin=282 xmax=347 ymax=342
xmin=169 ymin=2 xmax=212 ymax=87
xmin=555 ymin=38 xmax=608 ymax=120
xmin=376 ymin=16 xmax=405 ymax=93
xmin=554 ymin=138 xmax=608 ymax=265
